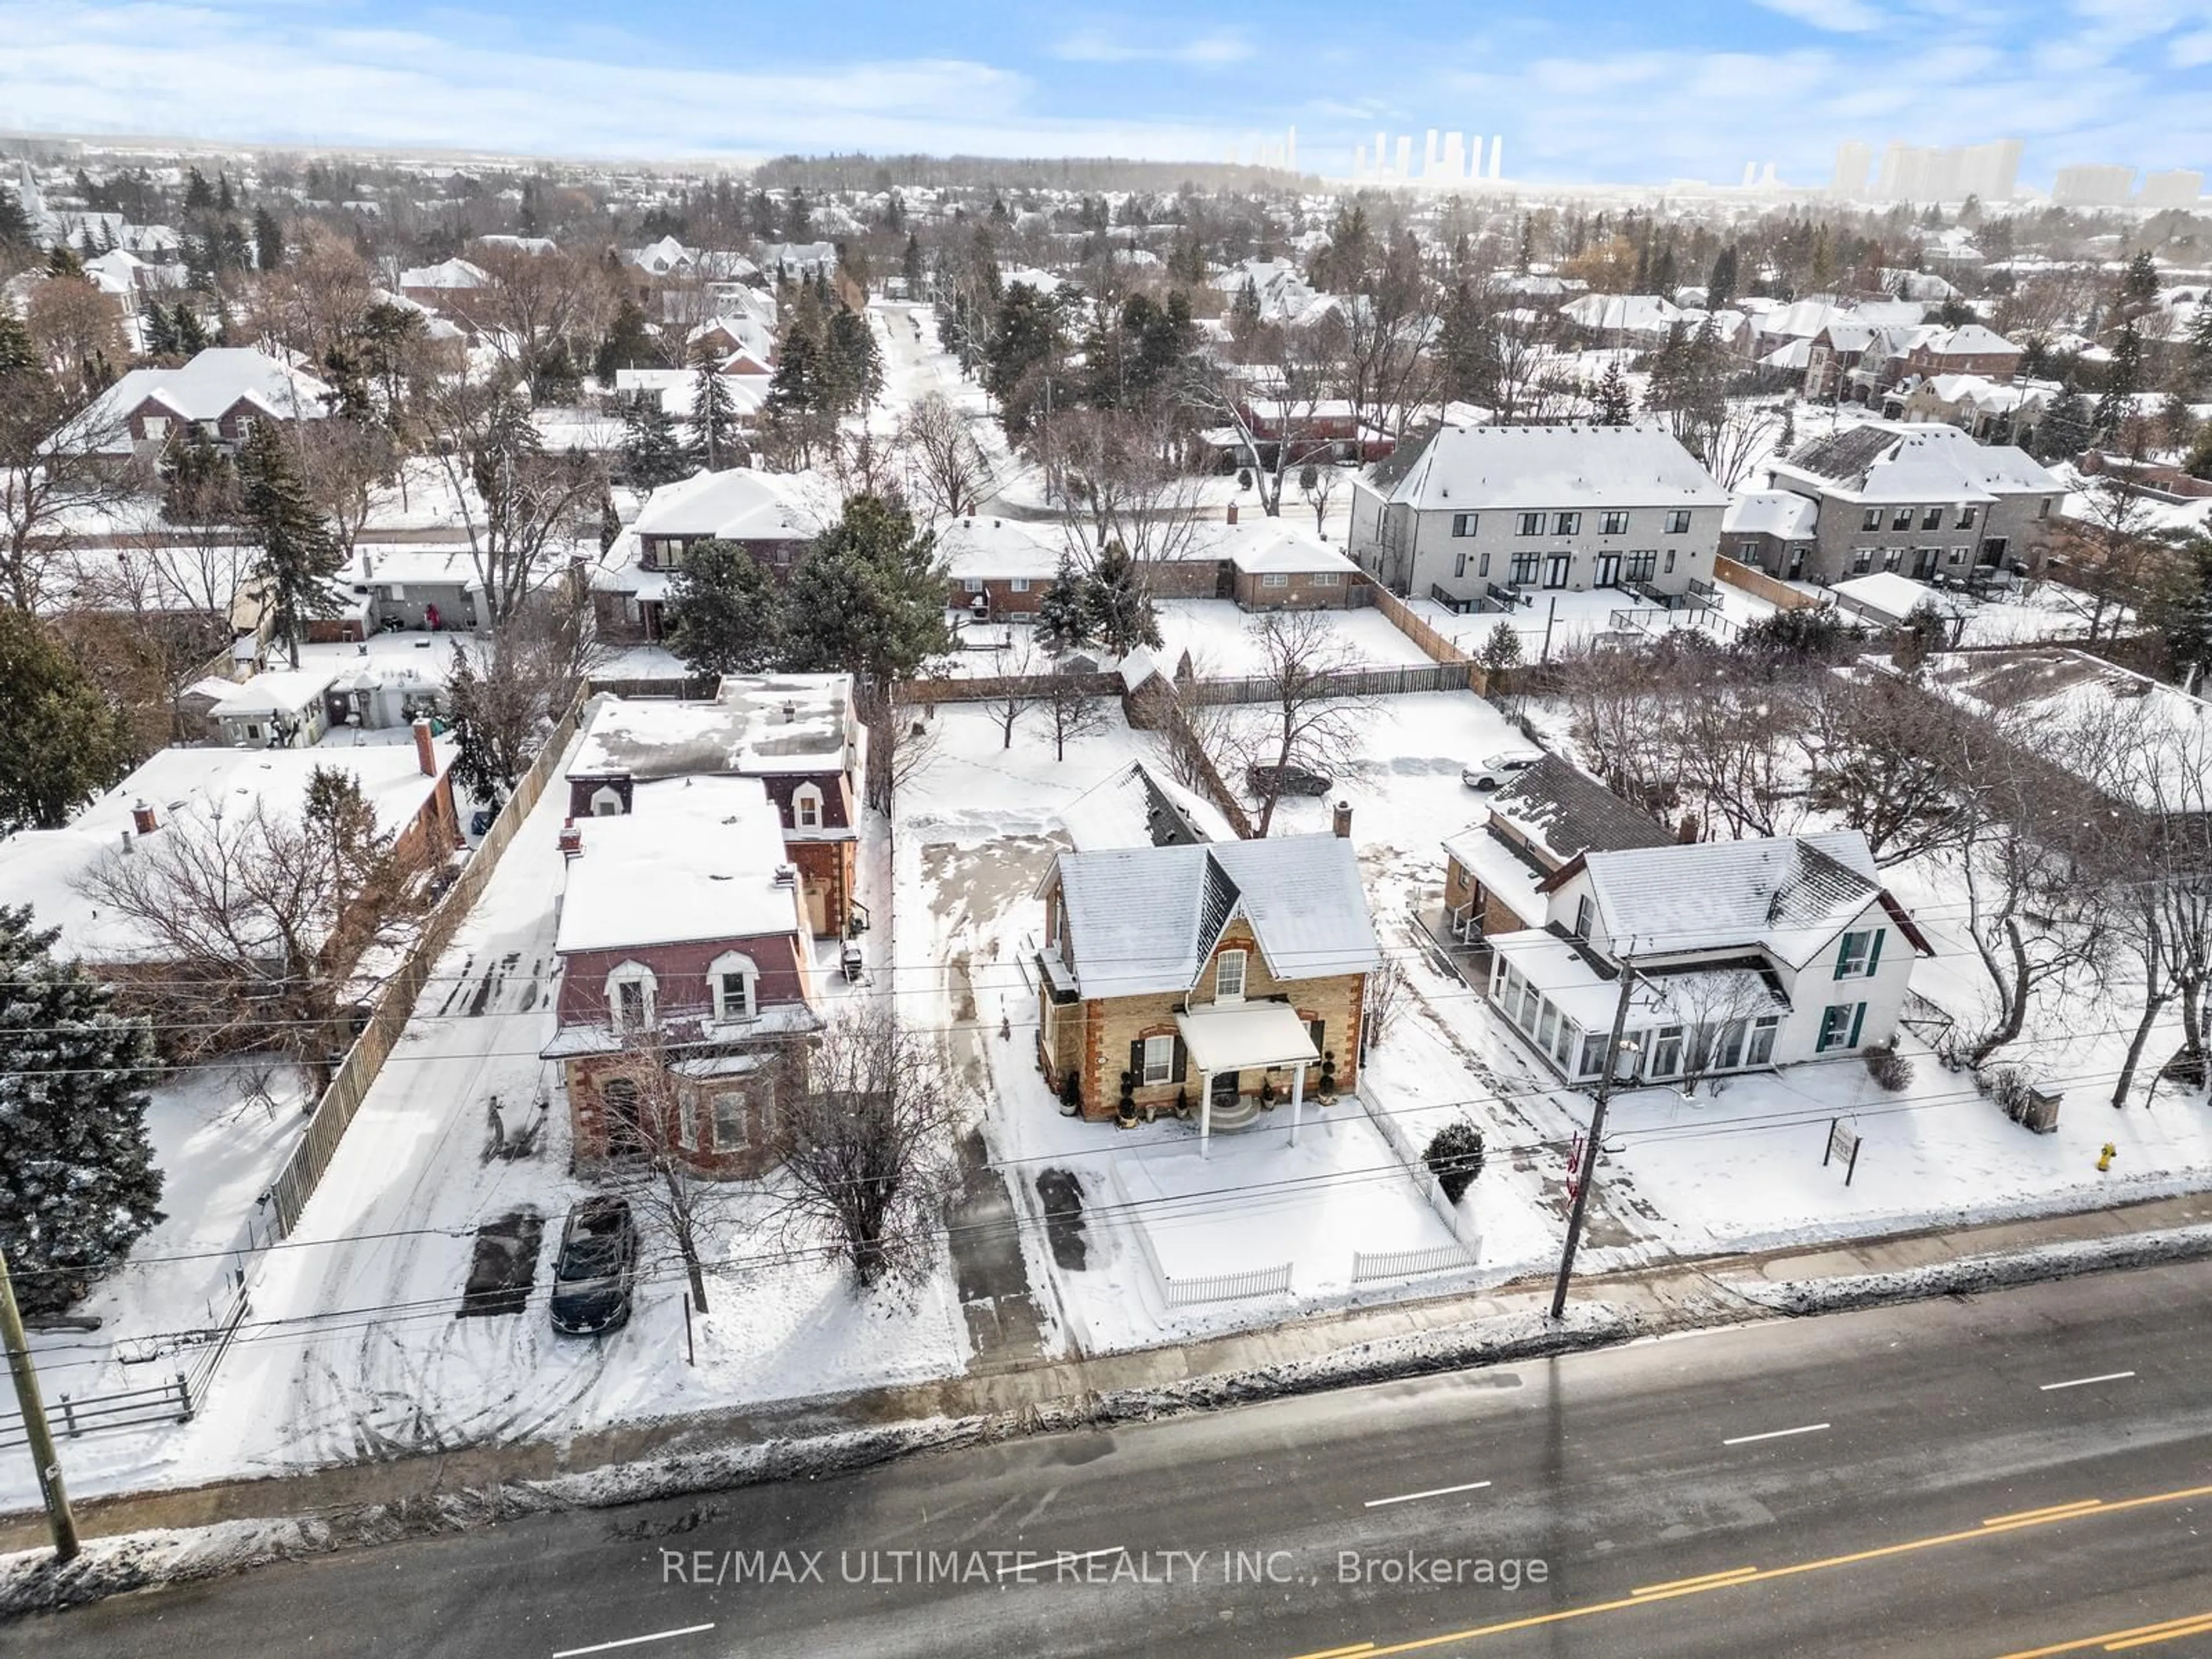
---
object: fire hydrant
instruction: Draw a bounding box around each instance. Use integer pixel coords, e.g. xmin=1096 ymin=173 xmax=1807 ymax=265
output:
xmin=2098 ymin=1142 xmax=2117 ymax=1172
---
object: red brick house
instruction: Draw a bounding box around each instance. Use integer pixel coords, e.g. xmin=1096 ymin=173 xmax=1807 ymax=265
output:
xmin=565 ymin=676 xmax=863 ymax=939
xmin=60 ymin=347 xmax=332 ymax=463
xmin=594 ymin=468 xmax=840 ymax=641
xmin=544 ymin=775 xmax=821 ymax=1177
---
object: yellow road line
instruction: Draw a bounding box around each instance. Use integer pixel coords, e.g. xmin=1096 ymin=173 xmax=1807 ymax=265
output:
xmin=1995 ymin=1612 xmax=2212 ymax=1659
xmin=1983 ymin=1499 xmax=2104 ymax=1527
xmin=1286 ymin=1646 xmax=1377 ymax=1659
xmin=2106 ymin=1617 xmax=2212 ymax=1653
xmin=1300 ymin=1479 xmax=2212 ymax=1659
xmin=1631 ymin=1566 xmax=1759 ymax=1597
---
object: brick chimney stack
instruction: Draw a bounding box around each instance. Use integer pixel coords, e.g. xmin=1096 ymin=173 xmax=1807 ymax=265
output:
xmin=1332 ymin=800 xmax=1353 ymax=839
xmin=131 ymin=798 xmax=159 ymax=836
xmin=1226 ymin=501 xmax=1240 ymax=527
xmin=412 ymin=715 xmax=437 ymax=778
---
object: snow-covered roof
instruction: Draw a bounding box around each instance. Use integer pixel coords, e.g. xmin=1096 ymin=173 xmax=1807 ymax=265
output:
xmin=0 ymin=738 xmax=456 ymax=963
xmin=1484 ymin=755 xmax=1672 ymax=866
xmin=1723 ymin=490 xmax=1819 ymax=541
xmin=1368 ymin=422 xmax=1729 ymax=514
xmin=934 ymin=514 xmax=1064 ymax=580
xmin=342 ymin=545 xmax=485 ymax=592
xmin=1832 ymin=571 xmax=1938 ymax=624
xmin=1060 ymin=762 xmax=1235 ymax=853
xmin=1773 ymin=422 xmax=2058 ymax=505
xmin=554 ymin=775 xmax=804 ymax=954
xmin=568 ymin=676 xmax=855 ymax=781
xmin=397 ymin=256 xmax=489 ymax=290
xmin=1560 ymin=293 xmax=1683 ymax=335
xmin=65 ymin=348 xmax=332 ymax=453
xmin=1048 ymin=834 xmax=1379 ymax=999
xmin=1557 ymin=830 xmax=1896 ymax=968
xmin=631 ymin=468 xmax=840 ymax=543
xmin=215 ymin=667 xmax=338 ymax=718
xmin=1441 ymin=823 xmax=1551 ymax=931
xmin=1912 ymin=324 xmax=2017 ymax=357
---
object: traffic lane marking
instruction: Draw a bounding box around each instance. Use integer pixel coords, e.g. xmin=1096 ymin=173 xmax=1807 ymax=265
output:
xmin=551 ymin=1625 xmax=715 ymax=1658
xmin=1721 ymin=1422 xmax=1831 ymax=1446
xmin=2040 ymin=1371 xmax=2137 ymax=1392
xmin=1365 ymin=1481 xmax=1493 ymax=1509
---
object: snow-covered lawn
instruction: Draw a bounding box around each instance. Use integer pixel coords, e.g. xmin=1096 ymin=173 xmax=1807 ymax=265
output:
xmin=1404 ymin=583 xmax=1770 ymax=661
xmin=1155 ymin=599 xmax=1434 ymax=675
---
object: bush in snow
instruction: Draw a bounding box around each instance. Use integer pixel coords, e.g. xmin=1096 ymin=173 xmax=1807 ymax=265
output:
xmin=1423 ymin=1119 xmax=1486 ymax=1204
xmin=1863 ymin=1040 xmax=1914 ymax=1092
xmin=1987 ymin=1065 xmax=2034 ymax=1123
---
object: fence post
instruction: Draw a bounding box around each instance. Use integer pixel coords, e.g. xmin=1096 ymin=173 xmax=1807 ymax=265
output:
xmin=175 ymin=1373 xmax=193 ymax=1422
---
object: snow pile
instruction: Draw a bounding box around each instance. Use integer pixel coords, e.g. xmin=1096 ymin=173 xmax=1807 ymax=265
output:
xmin=1735 ymin=1222 xmax=2212 ymax=1316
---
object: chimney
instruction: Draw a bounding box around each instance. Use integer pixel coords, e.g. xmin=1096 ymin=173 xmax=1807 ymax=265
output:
xmin=131 ymin=798 xmax=159 ymax=836
xmin=119 ymin=829 xmax=134 ymax=855
xmin=558 ymin=818 xmax=582 ymax=858
xmin=1332 ymin=800 xmax=1353 ymax=839
xmin=774 ymin=863 xmax=798 ymax=888
xmin=362 ymin=550 xmax=376 ymax=579
xmin=1226 ymin=502 xmax=1240 ymax=527
xmin=783 ymin=700 xmax=797 ymax=723
xmin=412 ymin=715 xmax=437 ymax=778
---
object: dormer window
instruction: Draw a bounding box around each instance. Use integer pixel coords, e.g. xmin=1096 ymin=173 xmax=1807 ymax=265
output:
xmin=607 ymin=963 xmax=657 ymax=1033
xmin=793 ymin=783 xmax=823 ymax=830
xmin=1215 ymin=949 xmax=1247 ymax=1002
xmin=709 ymin=951 xmax=759 ymax=1022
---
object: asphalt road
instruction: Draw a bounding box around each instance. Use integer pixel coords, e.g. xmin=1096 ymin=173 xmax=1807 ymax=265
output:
xmin=11 ymin=1260 xmax=2212 ymax=1659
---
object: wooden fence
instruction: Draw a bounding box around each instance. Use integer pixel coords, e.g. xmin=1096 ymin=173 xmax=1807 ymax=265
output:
xmin=261 ymin=691 xmax=589 ymax=1239
xmin=1185 ymin=660 xmax=1476 ymax=705
xmin=1715 ymin=554 xmax=1823 ymax=611
xmin=895 ymin=670 xmax=1123 ymax=707
xmin=585 ymin=674 xmax=722 ymax=700
xmin=1358 ymin=575 xmax=1490 ymax=694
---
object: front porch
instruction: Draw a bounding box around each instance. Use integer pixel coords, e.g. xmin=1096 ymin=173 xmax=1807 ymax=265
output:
xmin=1175 ymin=1001 xmax=1326 ymax=1159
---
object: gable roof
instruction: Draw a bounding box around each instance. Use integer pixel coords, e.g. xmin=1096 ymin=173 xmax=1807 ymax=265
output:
xmin=1486 ymin=755 xmax=1673 ymax=866
xmin=1774 ymin=421 xmax=2057 ymax=504
xmin=1048 ymin=835 xmax=1378 ymax=998
xmin=66 ymin=348 xmax=332 ymax=453
xmin=631 ymin=468 xmax=840 ymax=543
xmin=1541 ymin=830 xmax=1925 ymax=968
xmin=1367 ymin=422 xmax=1728 ymax=513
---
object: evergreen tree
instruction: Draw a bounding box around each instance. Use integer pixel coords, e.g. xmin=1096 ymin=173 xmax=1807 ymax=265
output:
xmin=1594 ymin=358 xmax=1634 ymax=425
xmin=0 ymin=608 xmax=134 ymax=834
xmin=215 ymin=171 xmax=234 ymax=214
xmin=45 ymin=241 xmax=83 ymax=280
xmin=2095 ymin=320 xmax=2145 ymax=440
xmin=901 ymin=232 xmax=925 ymax=295
xmin=779 ymin=496 xmax=950 ymax=685
xmin=1435 ymin=280 xmax=1496 ymax=407
xmin=621 ymin=396 xmax=692 ymax=488
xmin=784 ymin=187 xmax=812 ymax=241
xmin=1035 ymin=554 xmax=1093 ymax=654
xmin=238 ymin=423 xmax=342 ymax=668
xmin=0 ymin=186 xmax=35 ymax=254
xmin=820 ymin=305 xmax=883 ymax=416
xmin=2118 ymin=249 xmax=2160 ymax=313
xmin=0 ymin=305 xmax=33 ymax=375
xmin=985 ymin=282 xmax=1063 ymax=438
xmin=141 ymin=298 xmax=180 ymax=361
xmin=2035 ymin=383 xmax=2093 ymax=463
xmin=594 ymin=298 xmax=658 ymax=382
xmin=443 ymin=642 xmax=517 ymax=802
xmin=252 ymin=205 xmax=283 ymax=271
xmin=689 ymin=337 xmax=741 ymax=471
xmin=173 ymin=302 xmax=210 ymax=355
xmin=1775 ymin=402 xmax=1797 ymax=457
xmin=1228 ymin=275 xmax=1263 ymax=343
xmin=0 ymin=906 xmax=163 ymax=1315
xmin=666 ymin=538 xmax=781 ymax=675
xmin=1706 ymin=244 xmax=1740 ymax=309
xmin=1083 ymin=542 xmax=1162 ymax=656
xmin=183 ymin=167 xmax=214 ymax=211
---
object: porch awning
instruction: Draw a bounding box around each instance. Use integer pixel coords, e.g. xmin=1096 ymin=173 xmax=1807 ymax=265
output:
xmin=1176 ymin=1002 xmax=1319 ymax=1074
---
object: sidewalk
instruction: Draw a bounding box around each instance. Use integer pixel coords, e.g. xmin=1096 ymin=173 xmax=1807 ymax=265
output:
xmin=6 ymin=1187 xmax=2209 ymax=1555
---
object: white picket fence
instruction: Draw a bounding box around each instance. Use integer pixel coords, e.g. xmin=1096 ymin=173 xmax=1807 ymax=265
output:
xmin=1353 ymin=1241 xmax=1475 ymax=1285
xmin=1357 ymin=1089 xmax=1484 ymax=1256
xmin=1163 ymin=1261 xmax=1294 ymax=1306
xmin=1100 ymin=1160 xmax=1294 ymax=1309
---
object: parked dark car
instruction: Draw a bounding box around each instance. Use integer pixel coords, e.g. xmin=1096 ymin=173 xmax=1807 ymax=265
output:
xmin=549 ymin=1196 xmax=638 ymax=1336
xmin=1247 ymin=763 xmax=1333 ymax=798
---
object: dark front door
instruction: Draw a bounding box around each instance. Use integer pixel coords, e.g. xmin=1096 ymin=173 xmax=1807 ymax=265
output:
xmin=1211 ymin=1070 xmax=1240 ymax=1112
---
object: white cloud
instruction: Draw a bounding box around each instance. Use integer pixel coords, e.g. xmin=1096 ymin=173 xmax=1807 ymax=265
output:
xmin=1751 ymin=0 xmax=1888 ymax=33
xmin=1052 ymin=28 xmax=1255 ymax=66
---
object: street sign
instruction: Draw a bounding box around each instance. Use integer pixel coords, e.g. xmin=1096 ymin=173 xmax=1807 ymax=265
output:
xmin=1824 ymin=1118 xmax=1862 ymax=1186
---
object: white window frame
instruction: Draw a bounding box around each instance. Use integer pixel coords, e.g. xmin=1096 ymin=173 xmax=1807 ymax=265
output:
xmin=1745 ymin=1014 xmax=1780 ymax=1067
xmin=607 ymin=962 xmax=657 ymax=1033
xmin=1451 ymin=512 xmax=1477 ymax=537
xmin=1142 ymin=1034 xmax=1175 ymax=1086
xmin=1817 ymin=1002 xmax=1863 ymax=1052
xmin=1835 ymin=929 xmax=1879 ymax=978
xmin=1260 ymin=572 xmax=1290 ymax=589
xmin=1958 ymin=504 xmax=1978 ymax=530
xmin=793 ymin=783 xmax=824 ymax=830
xmin=1600 ymin=510 xmax=1629 ymax=536
xmin=1214 ymin=949 xmax=1247 ymax=1002
xmin=1554 ymin=511 xmax=1581 ymax=536
xmin=1516 ymin=511 xmax=1544 ymax=536
xmin=963 ymin=576 xmax=986 ymax=593
xmin=1009 ymin=577 xmax=1031 ymax=593
xmin=1861 ymin=507 xmax=1882 ymax=532
xmin=142 ymin=415 xmax=169 ymax=441
xmin=1665 ymin=509 xmax=1692 ymax=535
xmin=709 ymin=950 xmax=759 ymax=1022
xmin=1649 ymin=1025 xmax=1684 ymax=1078
xmin=1664 ymin=549 xmax=1677 ymax=574
xmin=1312 ymin=571 xmax=1342 ymax=586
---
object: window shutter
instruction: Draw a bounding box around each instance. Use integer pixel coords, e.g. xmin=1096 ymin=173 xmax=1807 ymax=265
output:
xmin=1866 ymin=930 xmax=1884 ymax=975
xmin=1172 ymin=1035 xmax=1188 ymax=1081
xmin=1847 ymin=1002 xmax=1866 ymax=1048
xmin=1834 ymin=936 xmax=1851 ymax=980
xmin=1308 ymin=1019 xmax=1325 ymax=1056
xmin=1128 ymin=1038 xmax=1144 ymax=1082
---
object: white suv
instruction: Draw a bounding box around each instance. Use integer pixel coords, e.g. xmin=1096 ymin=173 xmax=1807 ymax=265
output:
xmin=1461 ymin=748 xmax=1544 ymax=790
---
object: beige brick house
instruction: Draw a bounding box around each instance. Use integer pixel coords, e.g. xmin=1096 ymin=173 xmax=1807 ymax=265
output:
xmin=1033 ymin=831 xmax=1379 ymax=1150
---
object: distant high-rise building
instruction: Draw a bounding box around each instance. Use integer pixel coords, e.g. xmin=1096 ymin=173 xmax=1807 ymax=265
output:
xmin=2139 ymin=169 xmax=2204 ymax=211
xmin=2053 ymin=164 xmax=2137 ymax=207
xmin=1957 ymin=139 xmax=2022 ymax=203
xmin=1489 ymin=136 xmax=1503 ymax=181
xmin=1395 ymin=134 xmax=1413 ymax=177
xmin=1286 ymin=126 xmax=1298 ymax=172
xmin=1832 ymin=141 xmax=1873 ymax=198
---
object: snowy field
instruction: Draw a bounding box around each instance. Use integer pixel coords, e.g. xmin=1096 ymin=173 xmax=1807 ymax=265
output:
xmin=1154 ymin=599 xmax=1434 ymax=675
xmin=1405 ymin=582 xmax=1775 ymax=661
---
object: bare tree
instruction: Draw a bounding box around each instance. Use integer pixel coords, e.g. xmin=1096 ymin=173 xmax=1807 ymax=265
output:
xmin=858 ymin=690 xmax=943 ymax=813
xmin=1041 ymin=664 xmax=1109 ymax=760
xmin=25 ymin=275 xmax=127 ymax=396
xmin=76 ymin=772 xmax=437 ymax=1066
xmin=422 ymin=372 xmax=606 ymax=625
xmin=984 ymin=637 xmax=1040 ymax=748
xmin=1702 ymin=400 xmax=1787 ymax=492
xmin=1054 ymin=405 xmax=1209 ymax=567
xmin=293 ymin=416 xmax=398 ymax=564
xmin=446 ymin=242 xmax=619 ymax=400
xmin=1300 ymin=458 xmax=1347 ymax=535
xmin=445 ymin=580 xmax=613 ymax=802
xmin=245 ymin=222 xmax=376 ymax=371
xmin=1178 ymin=319 xmax=1343 ymax=520
xmin=2050 ymin=472 xmax=2179 ymax=643
xmin=893 ymin=391 xmax=997 ymax=519
xmin=607 ymin=1042 xmax=740 ymax=1312
xmin=767 ymin=1005 xmax=965 ymax=1289
xmin=1658 ymin=969 xmax=1777 ymax=1096
xmin=1234 ymin=609 xmax=1374 ymax=838
xmin=0 ymin=371 xmax=133 ymax=612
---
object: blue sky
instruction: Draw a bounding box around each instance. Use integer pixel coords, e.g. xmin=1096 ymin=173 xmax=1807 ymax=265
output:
xmin=1 ymin=1 xmax=2207 ymax=187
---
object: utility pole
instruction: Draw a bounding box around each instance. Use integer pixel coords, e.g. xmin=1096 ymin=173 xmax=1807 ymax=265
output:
xmin=0 ymin=1248 xmax=79 ymax=1561
xmin=1551 ymin=954 xmax=1638 ymax=1322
